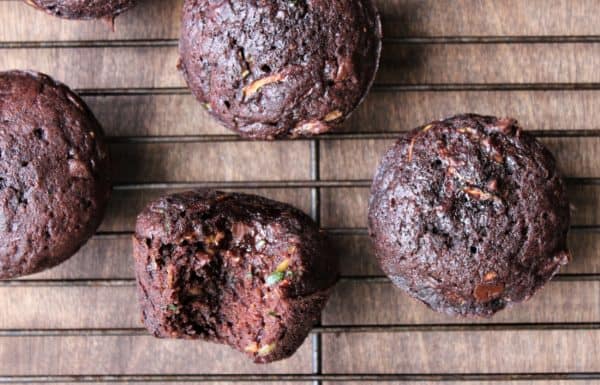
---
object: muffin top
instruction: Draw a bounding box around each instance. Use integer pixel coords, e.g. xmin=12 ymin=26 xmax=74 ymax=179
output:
xmin=368 ymin=114 xmax=570 ymax=317
xmin=179 ymin=0 xmax=382 ymax=139
xmin=0 ymin=70 xmax=111 ymax=278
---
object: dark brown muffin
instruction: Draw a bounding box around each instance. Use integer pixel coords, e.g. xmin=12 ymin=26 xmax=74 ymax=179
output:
xmin=368 ymin=114 xmax=570 ymax=317
xmin=133 ymin=190 xmax=338 ymax=363
xmin=24 ymin=0 xmax=136 ymax=19
xmin=179 ymin=0 xmax=382 ymax=139
xmin=0 ymin=70 xmax=111 ymax=279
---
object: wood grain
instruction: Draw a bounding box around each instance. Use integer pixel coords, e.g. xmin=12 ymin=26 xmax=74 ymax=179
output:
xmin=320 ymin=138 xmax=600 ymax=180
xmin=23 ymin=188 xmax=310 ymax=279
xmin=20 ymin=226 xmax=600 ymax=282
xmin=0 ymin=286 xmax=140 ymax=329
xmin=0 ymin=47 xmax=182 ymax=89
xmin=0 ymin=336 xmax=312 ymax=375
xmin=109 ymin=141 xmax=311 ymax=183
xmin=45 ymin=381 xmax=310 ymax=385
xmin=331 ymin=231 xmax=600 ymax=277
xmin=0 ymin=0 xmax=180 ymax=41
xmin=27 ymin=235 xmax=135 ymax=279
xmin=99 ymin=188 xmax=312 ymax=233
xmin=86 ymin=94 xmax=230 ymax=137
xmin=378 ymin=0 xmax=600 ymax=37
xmin=322 ymin=330 xmax=600 ymax=373
xmin=323 ymin=280 xmax=600 ymax=325
xmin=345 ymin=90 xmax=600 ymax=134
xmin=2 ymin=43 xmax=600 ymax=89
xmin=4 ymin=0 xmax=600 ymax=42
xmin=323 ymin=380 xmax=600 ymax=385
xmin=2 ymin=280 xmax=598 ymax=329
xmin=321 ymin=185 xmax=600 ymax=228
xmin=377 ymin=43 xmax=600 ymax=85
xmin=27 ymin=227 xmax=600 ymax=280
xmin=82 ymin=90 xmax=600 ymax=138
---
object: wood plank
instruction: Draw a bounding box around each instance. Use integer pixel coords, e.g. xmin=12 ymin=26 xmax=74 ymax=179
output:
xmin=345 ymin=90 xmax=600 ymax=134
xmin=85 ymin=91 xmax=600 ymax=138
xmin=2 ymin=43 xmax=600 ymax=89
xmin=45 ymin=381 xmax=310 ymax=385
xmin=321 ymin=186 xmax=600 ymax=228
xmin=332 ymin=231 xmax=600 ymax=276
xmin=323 ymin=380 xmax=600 ymax=385
xmin=3 ymin=281 xmax=598 ymax=329
xmin=322 ymin=330 xmax=600 ymax=373
xmin=567 ymin=231 xmax=600 ymax=274
xmin=26 ymin=236 xmax=135 ymax=280
xmin=0 ymin=47 xmax=182 ymax=89
xmin=98 ymin=188 xmax=312 ymax=233
xmin=4 ymin=0 xmax=600 ymax=42
xmin=321 ymin=187 xmax=369 ymax=229
xmin=23 ymin=226 xmax=600 ymax=282
xmin=0 ymin=286 xmax=140 ymax=329
xmin=323 ymin=280 xmax=600 ymax=325
xmin=377 ymin=43 xmax=600 ymax=85
xmin=25 ymin=382 xmax=600 ymax=385
xmin=86 ymin=94 xmax=229 ymax=137
xmin=0 ymin=0 xmax=180 ymax=41
xmin=25 ymin=187 xmax=311 ymax=279
xmin=332 ymin=234 xmax=380 ymax=276
xmin=319 ymin=139 xmax=389 ymax=181
xmin=544 ymin=138 xmax=600 ymax=179
xmin=0 ymin=336 xmax=312 ymax=375
xmin=319 ymin=138 xmax=600 ymax=180
xmin=378 ymin=0 xmax=600 ymax=37
xmin=45 ymin=380 xmax=310 ymax=385
xmin=45 ymin=383 xmax=308 ymax=385
xmin=109 ymin=141 xmax=311 ymax=184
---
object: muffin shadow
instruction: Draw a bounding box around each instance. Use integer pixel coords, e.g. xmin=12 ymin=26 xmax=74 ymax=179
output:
xmin=337 ymin=4 xmax=427 ymax=135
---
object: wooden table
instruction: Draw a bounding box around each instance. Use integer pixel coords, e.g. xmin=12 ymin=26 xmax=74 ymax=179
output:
xmin=1 ymin=0 xmax=599 ymax=383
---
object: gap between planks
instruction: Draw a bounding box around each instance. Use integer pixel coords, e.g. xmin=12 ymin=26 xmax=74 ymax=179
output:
xmin=2 ymin=274 xmax=598 ymax=288
xmin=309 ymin=128 xmax=323 ymax=385
xmin=1 ymin=323 xmax=600 ymax=338
xmin=73 ymin=84 xmax=600 ymax=96
xmin=1 ymin=372 xmax=600 ymax=383
xmin=5 ymin=36 xmax=600 ymax=49
xmin=104 ymin=130 xmax=600 ymax=145
xmin=108 ymin=178 xmax=600 ymax=191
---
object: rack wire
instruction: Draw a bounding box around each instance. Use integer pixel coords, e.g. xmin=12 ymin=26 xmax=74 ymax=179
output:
xmin=2 ymin=1 xmax=600 ymax=382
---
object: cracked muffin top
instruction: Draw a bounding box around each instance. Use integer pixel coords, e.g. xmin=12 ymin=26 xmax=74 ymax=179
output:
xmin=179 ymin=0 xmax=382 ymax=139
xmin=369 ymin=114 xmax=570 ymax=317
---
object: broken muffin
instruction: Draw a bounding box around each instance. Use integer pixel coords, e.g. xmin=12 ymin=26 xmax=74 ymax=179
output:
xmin=133 ymin=190 xmax=338 ymax=363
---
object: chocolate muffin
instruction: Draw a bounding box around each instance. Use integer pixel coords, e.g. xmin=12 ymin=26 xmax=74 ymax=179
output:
xmin=368 ymin=114 xmax=570 ymax=317
xmin=0 ymin=71 xmax=111 ymax=279
xmin=133 ymin=190 xmax=338 ymax=363
xmin=24 ymin=0 xmax=136 ymax=19
xmin=179 ymin=0 xmax=382 ymax=139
